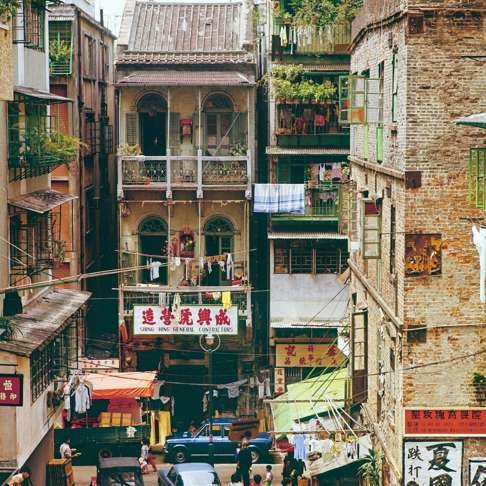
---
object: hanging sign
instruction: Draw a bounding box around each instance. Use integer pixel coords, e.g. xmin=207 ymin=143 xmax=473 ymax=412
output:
xmin=274 ymin=368 xmax=286 ymax=395
xmin=403 ymin=440 xmax=463 ymax=486
xmin=275 ymin=343 xmax=346 ymax=368
xmin=133 ymin=305 xmax=238 ymax=335
xmin=404 ymin=408 xmax=486 ymax=437
xmin=0 ymin=374 xmax=23 ymax=407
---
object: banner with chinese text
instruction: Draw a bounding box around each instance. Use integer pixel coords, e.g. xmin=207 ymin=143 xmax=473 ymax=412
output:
xmin=405 ymin=408 xmax=486 ymax=437
xmin=275 ymin=344 xmax=346 ymax=368
xmin=0 ymin=374 xmax=23 ymax=406
xmin=274 ymin=368 xmax=286 ymax=395
xmin=133 ymin=305 xmax=238 ymax=335
xmin=403 ymin=440 xmax=463 ymax=485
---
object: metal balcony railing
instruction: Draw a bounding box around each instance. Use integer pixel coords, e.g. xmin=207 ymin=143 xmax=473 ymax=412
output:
xmin=118 ymin=150 xmax=251 ymax=199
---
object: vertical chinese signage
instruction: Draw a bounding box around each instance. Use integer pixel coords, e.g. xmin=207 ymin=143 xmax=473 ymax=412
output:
xmin=274 ymin=368 xmax=286 ymax=395
xmin=404 ymin=440 xmax=463 ymax=486
xmin=275 ymin=344 xmax=346 ymax=368
xmin=133 ymin=305 xmax=238 ymax=335
xmin=469 ymin=458 xmax=486 ymax=486
xmin=0 ymin=374 xmax=23 ymax=407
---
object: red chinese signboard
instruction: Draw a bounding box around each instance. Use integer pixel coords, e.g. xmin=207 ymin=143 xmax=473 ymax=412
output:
xmin=404 ymin=409 xmax=486 ymax=437
xmin=0 ymin=374 xmax=23 ymax=407
xmin=274 ymin=367 xmax=286 ymax=395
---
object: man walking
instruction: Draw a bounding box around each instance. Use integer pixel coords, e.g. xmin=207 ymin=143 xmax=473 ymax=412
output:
xmin=237 ymin=439 xmax=252 ymax=486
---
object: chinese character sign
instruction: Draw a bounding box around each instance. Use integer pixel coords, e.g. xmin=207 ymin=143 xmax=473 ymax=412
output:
xmin=469 ymin=458 xmax=486 ymax=486
xmin=133 ymin=305 xmax=238 ymax=335
xmin=0 ymin=374 xmax=23 ymax=407
xmin=405 ymin=409 xmax=486 ymax=436
xmin=275 ymin=344 xmax=346 ymax=368
xmin=274 ymin=368 xmax=286 ymax=395
xmin=404 ymin=440 xmax=463 ymax=486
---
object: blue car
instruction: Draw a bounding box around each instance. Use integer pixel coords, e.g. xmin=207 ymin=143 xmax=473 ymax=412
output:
xmin=158 ymin=463 xmax=221 ymax=486
xmin=165 ymin=418 xmax=272 ymax=464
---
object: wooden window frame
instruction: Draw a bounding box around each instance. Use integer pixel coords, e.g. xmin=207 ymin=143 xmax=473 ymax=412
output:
xmin=361 ymin=199 xmax=382 ymax=259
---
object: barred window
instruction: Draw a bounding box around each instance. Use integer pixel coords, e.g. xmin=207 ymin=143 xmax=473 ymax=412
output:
xmin=290 ymin=240 xmax=313 ymax=273
xmin=274 ymin=241 xmax=289 ymax=274
xmin=23 ymin=0 xmax=45 ymax=50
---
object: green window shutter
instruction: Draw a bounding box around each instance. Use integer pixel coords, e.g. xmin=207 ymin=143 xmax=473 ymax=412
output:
xmin=125 ymin=112 xmax=138 ymax=146
xmin=276 ymin=161 xmax=290 ymax=183
xmin=376 ymin=126 xmax=384 ymax=162
xmin=169 ymin=112 xmax=180 ymax=154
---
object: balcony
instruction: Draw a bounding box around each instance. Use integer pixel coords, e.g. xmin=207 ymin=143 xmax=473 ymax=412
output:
xmin=276 ymin=133 xmax=349 ymax=149
xmin=119 ymin=151 xmax=251 ymax=199
xmin=272 ymin=184 xmax=340 ymax=221
xmin=469 ymin=147 xmax=486 ymax=210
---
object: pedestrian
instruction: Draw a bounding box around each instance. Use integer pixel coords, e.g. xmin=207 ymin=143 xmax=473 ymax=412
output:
xmin=281 ymin=451 xmax=295 ymax=486
xmin=264 ymin=465 xmax=273 ymax=486
xmin=187 ymin=420 xmax=197 ymax=436
xmin=6 ymin=467 xmax=30 ymax=486
xmin=229 ymin=471 xmax=243 ymax=486
xmin=251 ymin=474 xmax=262 ymax=485
xmin=140 ymin=439 xmax=157 ymax=472
xmin=237 ymin=438 xmax=252 ymax=486
xmin=60 ymin=437 xmax=80 ymax=460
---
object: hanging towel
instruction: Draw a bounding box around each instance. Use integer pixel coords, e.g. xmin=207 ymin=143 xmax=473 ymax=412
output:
xmin=222 ymin=291 xmax=232 ymax=310
xmin=264 ymin=377 xmax=271 ymax=397
xmin=149 ymin=261 xmax=162 ymax=280
xmin=254 ymin=184 xmax=280 ymax=213
xmin=278 ymin=184 xmax=305 ymax=214
xmin=226 ymin=253 xmax=234 ymax=280
xmin=280 ymin=26 xmax=288 ymax=46
xmin=472 ymin=225 xmax=486 ymax=303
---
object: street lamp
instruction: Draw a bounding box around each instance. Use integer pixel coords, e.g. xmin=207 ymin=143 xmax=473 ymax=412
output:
xmin=199 ymin=333 xmax=221 ymax=466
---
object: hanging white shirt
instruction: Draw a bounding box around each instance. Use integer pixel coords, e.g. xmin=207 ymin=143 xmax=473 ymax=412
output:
xmin=75 ymin=384 xmax=91 ymax=414
xmin=472 ymin=225 xmax=486 ymax=302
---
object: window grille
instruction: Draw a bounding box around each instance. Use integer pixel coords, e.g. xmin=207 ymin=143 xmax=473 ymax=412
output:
xmin=83 ymin=34 xmax=97 ymax=78
xmin=30 ymin=315 xmax=79 ymax=401
xmin=8 ymin=97 xmax=63 ymax=181
xmin=84 ymin=110 xmax=99 ymax=155
xmin=14 ymin=0 xmax=46 ymax=50
xmin=49 ymin=20 xmax=73 ymax=76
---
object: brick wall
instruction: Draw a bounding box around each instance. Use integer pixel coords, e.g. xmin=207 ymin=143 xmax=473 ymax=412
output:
xmin=349 ymin=6 xmax=486 ymax=486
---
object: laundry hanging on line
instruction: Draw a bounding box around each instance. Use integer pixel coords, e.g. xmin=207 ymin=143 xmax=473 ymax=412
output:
xmin=253 ymin=184 xmax=305 ymax=214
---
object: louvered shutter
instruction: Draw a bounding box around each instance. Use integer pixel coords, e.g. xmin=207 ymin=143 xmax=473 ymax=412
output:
xmin=125 ymin=112 xmax=138 ymax=146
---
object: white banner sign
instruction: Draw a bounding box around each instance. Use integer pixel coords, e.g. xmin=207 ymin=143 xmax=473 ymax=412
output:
xmin=133 ymin=305 xmax=238 ymax=335
xmin=469 ymin=458 xmax=486 ymax=486
xmin=404 ymin=440 xmax=463 ymax=486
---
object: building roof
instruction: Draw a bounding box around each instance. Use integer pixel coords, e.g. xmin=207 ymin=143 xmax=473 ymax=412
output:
xmin=117 ymin=69 xmax=254 ymax=86
xmin=117 ymin=1 xmax=254 ymax=66
xmin=0 ymin=289 xmax=91 ymax=357
xmin=8 ymin=190 xmax=77 ymax=214
xmin=454 ymin=113 xmax=486 ymax=129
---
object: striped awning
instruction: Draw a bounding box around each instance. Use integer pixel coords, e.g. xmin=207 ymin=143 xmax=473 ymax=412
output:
xmin=268 ymin=232 xmax=348 ymax=240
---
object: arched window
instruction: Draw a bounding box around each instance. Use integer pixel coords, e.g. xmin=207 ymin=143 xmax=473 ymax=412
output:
xmin=204 ymin=94 xmax=234 ymax=155
xmin=138 ymin=217 xmax=168 ymax=284
xmin=137 ymin=93 xmax=167 ymax=156
xmin=203 ymin=217 xmax=234 ymax=286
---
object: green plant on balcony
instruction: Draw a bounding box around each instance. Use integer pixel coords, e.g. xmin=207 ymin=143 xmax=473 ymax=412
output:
xmin=49 ymin=38 xmax=72 ymax=73
xmin=118 ymin=143 xmax=142 ymax=156
xmin=0 ymin=316 xmax=18 ymax=341
xmin=230 ymin=143 xmax=247 ymax=156
xmin=0 ymin=0 xmax=21 ymax=19
xmin=290 ymin=0 xmax=361 ymax=29
xmin=45 ymin=131 xmax=86 ymax=167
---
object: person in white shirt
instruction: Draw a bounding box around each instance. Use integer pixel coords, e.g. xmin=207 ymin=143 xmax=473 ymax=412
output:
xmin=60 ymin=438 xmax=81 ymax=459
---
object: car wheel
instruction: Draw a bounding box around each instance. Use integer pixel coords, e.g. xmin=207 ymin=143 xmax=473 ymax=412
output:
xmin=173 ymin=448 xmax=188 ymax=464
xmin=249 ymin=448 xmax=260 ymax=464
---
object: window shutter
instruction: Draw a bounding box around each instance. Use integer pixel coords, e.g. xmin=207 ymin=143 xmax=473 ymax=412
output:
xmin=169 ymin=112 xmax=180 ymax=154
xmin=339 ymin=181 xmax=358 ymax=242
xmin=361 ymin=199 xmax=381 ymax=259
xmin=125 ymin=113 xmax=138 ymax=146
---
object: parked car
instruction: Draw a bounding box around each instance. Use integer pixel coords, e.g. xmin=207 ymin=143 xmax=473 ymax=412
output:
xmin=158 ymin=463 xmax=221 ymax=486
xmin=97 ymin=457 xmax=144 ymax=486
xmin=165 ymin=417 xmax=272 ymax=464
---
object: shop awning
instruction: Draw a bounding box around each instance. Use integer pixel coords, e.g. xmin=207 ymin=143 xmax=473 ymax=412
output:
xmin=454 ymin=113 xmax=486 ymax=129
xmin=117 ymin=70 xmax=255 ymax=87
xmin=266 ymin=147 xmax=349 ymax=156
xmin=14 ymin=86 xmax=73 ymax=104
xmin=0 ymin=289 xmax=91 ymax=356
xmin=270 ymin=368 xmax=347 ymax=434
xmin=85 ymin=371 xmax=157 ymax=399
xmin=9 ymin=190 xmax=77 ymax=214
xmin=268 ymin=232 xmax=348 ymax=240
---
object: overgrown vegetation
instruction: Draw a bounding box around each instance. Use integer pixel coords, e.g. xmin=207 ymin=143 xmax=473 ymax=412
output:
xmin=0 ymin=0 xmax=21 ymax=19
xmin=272 ymin=64 xmax=336 ymax=103
xmin=0 ymin=316 xmax=15 ymax=341
xmin=49 ymin=38 xmax=72 ymax=67
xmin=472 ymin=372 xmax=486 ymax=385
xmin=274 ymin=0 xmax=362 ymax=29
xmin=359 ymin=449 xmax=382 ymax=486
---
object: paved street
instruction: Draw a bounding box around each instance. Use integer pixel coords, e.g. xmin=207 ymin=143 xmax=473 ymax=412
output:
xmin=74 ymin=457 xmax=283 ymax=485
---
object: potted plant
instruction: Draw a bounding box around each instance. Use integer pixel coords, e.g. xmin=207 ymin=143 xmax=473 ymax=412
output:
xmin=0 ymin=316 xmax=18 ymax=341
xmin=44 ymin=131 xmax=87 ymax=167
xmin=49 ymin=38 xmax=72 ymax=74
xmin=359 ymin=449 xmax=382 ymax=486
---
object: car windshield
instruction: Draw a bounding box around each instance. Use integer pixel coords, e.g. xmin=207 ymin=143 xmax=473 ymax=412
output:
xmin=179 ymin=471 xmax=220 ymax=485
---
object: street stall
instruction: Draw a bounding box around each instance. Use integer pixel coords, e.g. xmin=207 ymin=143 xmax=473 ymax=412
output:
xmin=54 ymin=371 xmax=156 ymax=464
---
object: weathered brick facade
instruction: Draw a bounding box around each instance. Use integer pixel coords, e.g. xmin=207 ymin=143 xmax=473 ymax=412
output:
xmin=348 ymin=1 xmax=486 ymax=484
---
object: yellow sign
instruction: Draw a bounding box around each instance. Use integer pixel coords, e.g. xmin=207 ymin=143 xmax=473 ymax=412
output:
xmin=274 ymin=367 xmax=286 ymax=395
xmin=275 ymin=344 xmax=346 ymax=368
